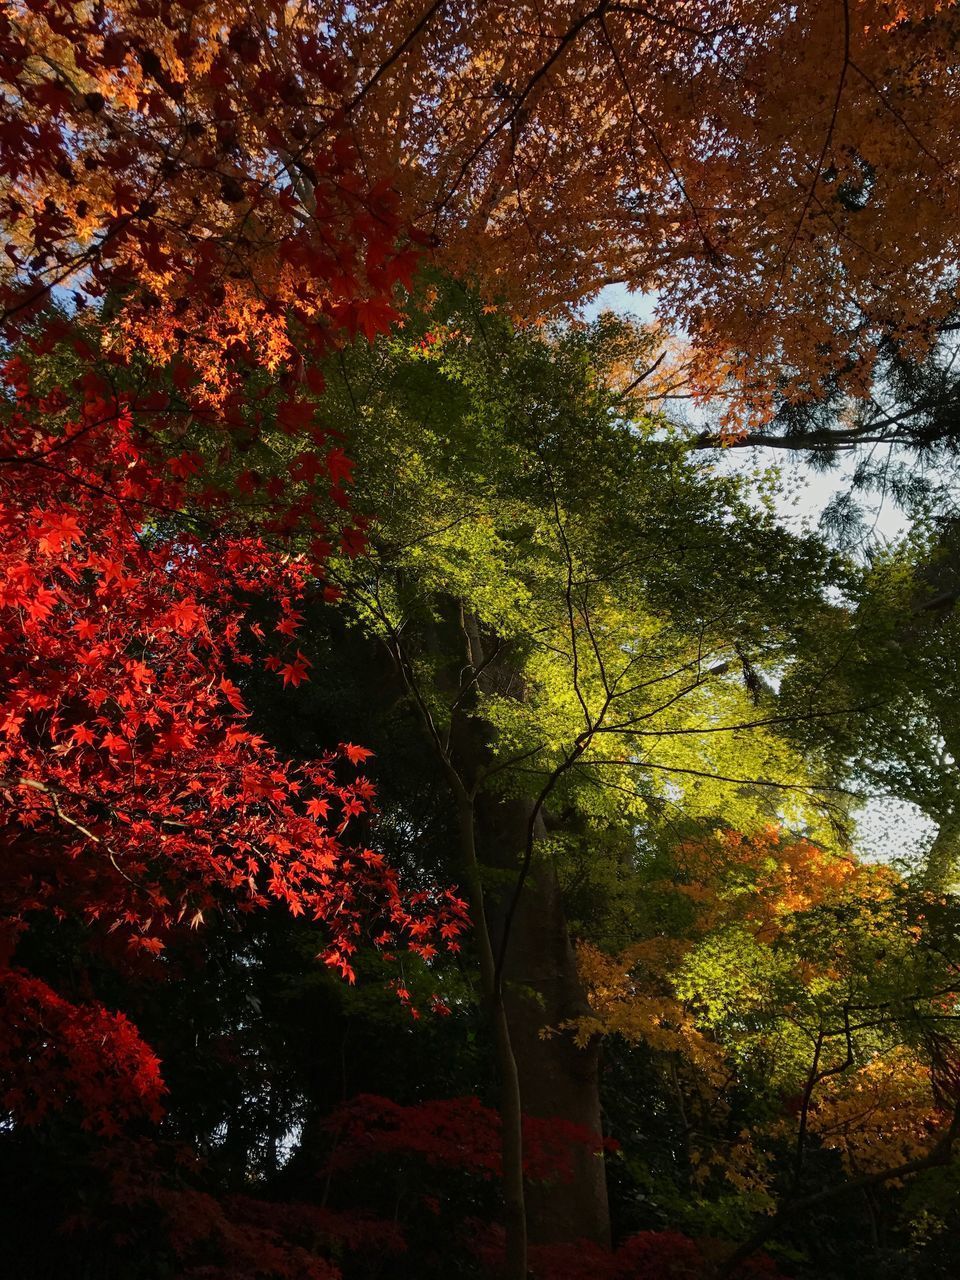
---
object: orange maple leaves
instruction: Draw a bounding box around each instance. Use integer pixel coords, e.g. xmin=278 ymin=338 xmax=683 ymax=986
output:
xmin=0 ymin=1 xmax=420 ymax=402
xmin=7 ymin=2 xmax=960 ymax=415
xmin=305 ymin=1 xmax=960 ymax=411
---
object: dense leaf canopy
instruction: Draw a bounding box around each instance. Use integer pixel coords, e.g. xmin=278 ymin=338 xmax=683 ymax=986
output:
xmin=4 ymin=5 xmax=960 ymax=1280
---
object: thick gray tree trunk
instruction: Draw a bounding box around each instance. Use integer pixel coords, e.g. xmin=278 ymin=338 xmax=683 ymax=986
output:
xmin=477 ymin=792 xmax=611 ymax=1247
xmin=400 ymin=602 xmax=611 ymax=1256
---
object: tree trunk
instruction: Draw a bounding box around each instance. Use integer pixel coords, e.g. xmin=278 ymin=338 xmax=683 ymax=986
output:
xmin=477 ymin=791 xmax=611 ymax=1247
xmin=923 ymin=813 xmax=960 ymax=891
xmin=454 ymin=798 xmax=528 ymax=1276
xmin=412 ymin=601 xmax=611 ymax=1255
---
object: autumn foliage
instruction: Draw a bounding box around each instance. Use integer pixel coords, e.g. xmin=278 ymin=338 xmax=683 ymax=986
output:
xmin=0 ymin=0 xmax=477 ymax=1157
xmin=572 ymin=826 xmax=960 ymax=1224
xmin=326 ymin=1093 xmax=618 ymax=1184
xmin=0 ymin=350 xmax=468 ymax=1137
xmin=301 ymin=1 xmax=960 ymax=409
xmin=5 ymin=3 xmax=960 ymax=1279
xmin=0 ymin=6 xmax=473 ymax=1273
xmin=8 ymin=2 xmax=960 ymax=412
xmin=1 ymin=0 xmax=420 ymax=392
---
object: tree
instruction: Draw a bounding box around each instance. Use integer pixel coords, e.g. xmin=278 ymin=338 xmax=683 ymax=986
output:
xmin=693 ymin=324 xmax=960 ymax=460
xmin=318 ymin=1 xmax=960 ymax=409
xmin=0 ymin=6 xmax=451 ymax=1270
xmin=1 ymin=0 xmax=465 ymax=1163
xmin=0 ymin=0 xmax=465 ymax=1249
xmin=9 ymin=3 xmax=960 ymax=412
xmin=265 ymin=295 xmax=844 ymax=1271
xmin=7 ymin=5 xmax=960 ymax=1276
xmin=781 ymin=527 xmax=960 ymax=889
xmin=0 ymin=343 xmax=467 ymax=1134
xmin=572 ymin=825 xmax=960 ymax=1274
xmin=1 ymin=0 xmax=419 ymax=390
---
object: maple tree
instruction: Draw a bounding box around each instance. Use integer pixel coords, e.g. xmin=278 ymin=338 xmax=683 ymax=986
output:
xmin=1 ymin=0 xmax=420 ymax=391
xmin=571 ymin=824 xmax=960 ymax=1270
xmin=0 ymin=6 xmax=462 ymax=1251
xmin=0 ymin=0 xmax=465 ymax=1161
xmin=8 ymin=2 xmax=960 ymax=417
xmin=294 ymin=1090 xmax=782 ymax=1277
xmin=0 ymin=350 xmax=467 ymax=1139
xmin=299 ymin=0 xmax=960 ymax=414
xmin=0 ymin=5 xmax=466 ymax=1273
xmin=326 ymin=1092 xmax=617 ymax=1184
xmin=5 ymin=3 xmax=960 ymax=1278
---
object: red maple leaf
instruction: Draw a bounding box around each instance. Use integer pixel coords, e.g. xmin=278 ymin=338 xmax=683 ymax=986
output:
xmin=278 ymin=653 xmax=311 ymax=687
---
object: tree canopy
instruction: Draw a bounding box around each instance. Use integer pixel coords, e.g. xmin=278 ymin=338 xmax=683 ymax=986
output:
xmin=5 ymin=5 xmax=960 ymax=1280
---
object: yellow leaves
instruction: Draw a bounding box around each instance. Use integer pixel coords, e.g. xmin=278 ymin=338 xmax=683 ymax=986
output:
xmin=569 ymin=941 xmax=728 ymax=1086
xmin=808 ymin=1048 xmax=944 ymax=1177
xmin=694 ymin=1132 xmax=777 ymax=1207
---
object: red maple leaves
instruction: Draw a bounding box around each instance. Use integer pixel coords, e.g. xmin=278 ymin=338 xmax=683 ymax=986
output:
xmin=0 ymin=4 xmax=482 ymax=1270
xmin=0 ymin=357 xmax=468 ymax=1132
xmin=326 ymin=1094 xmax=617 ymax=1184
xmin=0 ymin=0 xmax=422 ymax=402
xmin=0 ymin=972 xmax=165 ymax=1136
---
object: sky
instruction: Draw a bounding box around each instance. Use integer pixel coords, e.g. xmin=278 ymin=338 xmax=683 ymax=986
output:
xmin=582 ymin=284 xmax=912 ymax=541
xmin=581 ymin=285 xmax=933 ymax=865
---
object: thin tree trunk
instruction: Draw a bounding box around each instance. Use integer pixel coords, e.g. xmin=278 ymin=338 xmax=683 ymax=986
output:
xmin=455 ymin=798 xmax=528 ymax=1277
xmin=478 ymin=792 xmax=611 ymax=1247
xmin=393 ymin=601 xmax=610 ymax=1266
